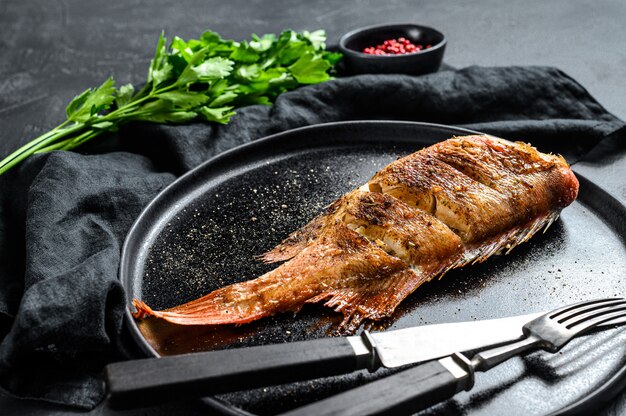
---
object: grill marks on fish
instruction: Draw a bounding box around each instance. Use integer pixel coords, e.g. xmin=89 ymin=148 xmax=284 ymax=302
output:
xmin=265 ymin=190 xmax=463 ymax=267
xmin=133 ymin=135 xmax=579 ymax=333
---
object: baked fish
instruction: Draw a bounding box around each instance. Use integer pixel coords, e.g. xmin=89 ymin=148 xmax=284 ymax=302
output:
xmin=133 ymin=135 xmax=579 ymax=332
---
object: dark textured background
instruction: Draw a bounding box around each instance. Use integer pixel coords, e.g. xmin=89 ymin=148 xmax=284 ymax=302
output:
xmin=1 ymin=0 xmax=625 ymax=414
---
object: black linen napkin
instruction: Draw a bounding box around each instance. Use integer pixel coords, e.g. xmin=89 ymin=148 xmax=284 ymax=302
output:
xmin=0 ymin=66 xmax=623 ymax=410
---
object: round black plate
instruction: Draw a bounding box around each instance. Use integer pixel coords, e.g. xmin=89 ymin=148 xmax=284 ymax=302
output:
xmin=120 ymin=121 xmax=626 ymax=415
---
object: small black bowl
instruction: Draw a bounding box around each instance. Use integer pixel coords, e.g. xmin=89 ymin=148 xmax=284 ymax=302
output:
xmin=338 ymin=23 xmax=446 ymax=75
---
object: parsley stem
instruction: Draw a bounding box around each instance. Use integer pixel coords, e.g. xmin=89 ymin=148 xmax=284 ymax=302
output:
xmin=100 ymin=84 xmax=174 ymax=121
xmin=61 ymin=130 xmax=102 ymax=150
xmin=23 ymin=85 xmax=177 ymax=157
xmin=0 ymin=123 xmax=85 ymax=175
xmin=35 ymin=129 xmax=100 ymax=154
xmin=0 ymin=29 xmax=340 ymax=176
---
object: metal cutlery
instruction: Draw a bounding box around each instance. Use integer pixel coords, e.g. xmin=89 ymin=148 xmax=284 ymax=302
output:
xmin=105 ymin=298 xmax=626 ymax=409
xmin=278 ymin=298 xmax=626 ymax=416
xmin=105 ymin=313 xmax=539 ymax=408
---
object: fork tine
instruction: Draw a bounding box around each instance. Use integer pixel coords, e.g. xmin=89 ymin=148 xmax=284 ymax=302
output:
xmin=548 ymin=298 xmax=624 ymax=320
xmin=566 ymin=308 xmax=626 ymax=333
xmin=556 ymin=299 xmax=626 ymax=324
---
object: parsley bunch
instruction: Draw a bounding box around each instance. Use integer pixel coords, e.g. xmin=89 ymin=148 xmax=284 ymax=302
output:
xmin=0 ymin=29 xmax=341 ymax=175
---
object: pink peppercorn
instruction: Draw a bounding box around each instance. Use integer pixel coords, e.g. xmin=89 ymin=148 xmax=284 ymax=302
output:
xmin=363 ymin=37 xmax=432 ymax=55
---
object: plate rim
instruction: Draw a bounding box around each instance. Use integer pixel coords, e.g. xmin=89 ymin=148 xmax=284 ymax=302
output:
xmin=118 ymin=120 xmax=626 ymax=415
xmin=120 ymin=120 xmax=484 ymax=353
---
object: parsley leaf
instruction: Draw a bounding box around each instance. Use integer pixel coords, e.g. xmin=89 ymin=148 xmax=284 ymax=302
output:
xmin=66 ymin=77 xmax=117 ymax=123
xmin=192 ymin=57 xmax=234 ymax=80
xmin=288 ymin=52 xmax=332 ymax=84
xmin=302 ymin=30 xmax=327 ymax=50
xmin=199 ymin=106 xmax=236 ymax=124
xmin=0 ymin=28 xmax=342 ymax=175
xmin=115 ymin=84 xmax=135 ymax=107
xmin=156 ymin=91 xmax=211 ymax=108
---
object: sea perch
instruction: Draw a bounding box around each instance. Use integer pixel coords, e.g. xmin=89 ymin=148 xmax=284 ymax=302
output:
xmin=133 ymin=135 xmax=579 ymax=333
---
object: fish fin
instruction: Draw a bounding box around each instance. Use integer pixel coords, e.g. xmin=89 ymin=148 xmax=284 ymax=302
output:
xmin=259 ymin=214 xmax=328 ymax=263
xmin=132 ymin=222 xmax=399 ymax=327
xmin=259 ymin=192 xmax=355 ymax=264
xmin=307 ymin=268 xmax=432 ymax=334
xmin=447 ymin=210 xmax=561 ymax=272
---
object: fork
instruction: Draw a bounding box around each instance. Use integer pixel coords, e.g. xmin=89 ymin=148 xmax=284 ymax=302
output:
xmin=279 ymin=298 xmax=626 ymax=416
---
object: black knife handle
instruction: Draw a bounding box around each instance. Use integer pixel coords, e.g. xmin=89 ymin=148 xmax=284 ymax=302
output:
xmin=278 ymin=354 xmax=474 ymax=416
xmin=105 ymin=336 xmax=360 ymax=409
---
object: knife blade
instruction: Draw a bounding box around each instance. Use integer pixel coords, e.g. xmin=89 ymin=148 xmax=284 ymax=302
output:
xmin=105 ymin=313 xmax=625 ymax=409
xmin=278 ymin=301 xmax=626 ymax=416
xmin=353 ymin=312 xmax=626 ymax=369
xmin=350 ymin=312 xmax=540 ymax=369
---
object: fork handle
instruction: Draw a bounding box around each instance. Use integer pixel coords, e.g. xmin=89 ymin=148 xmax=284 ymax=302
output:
xmin=471 ymin=334 xmax=543 ymax=372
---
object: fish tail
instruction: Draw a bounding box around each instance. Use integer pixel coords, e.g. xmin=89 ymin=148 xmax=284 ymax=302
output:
xmin=132 ymin=299 xmax=155 ymax=319
xmin=133 ymin=223 xmax=417 ymax=331
xmin=131 ymin=274 xmax=284 ymax=326
xmin=132 ymin=236 xmax=337 ymax=325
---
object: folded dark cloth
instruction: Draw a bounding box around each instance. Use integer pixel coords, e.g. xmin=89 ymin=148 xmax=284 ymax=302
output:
xmin=0 ymin=66 xmax=623 ymax=409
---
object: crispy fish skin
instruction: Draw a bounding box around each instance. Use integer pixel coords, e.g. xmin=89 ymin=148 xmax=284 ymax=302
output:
xmin=369 ymin=135 xmax=577 ymax=245
xmin=133 ymin=135 xmax=579 ymax=332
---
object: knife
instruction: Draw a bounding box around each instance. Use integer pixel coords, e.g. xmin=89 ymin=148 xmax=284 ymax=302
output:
xmin=105 ymin=313 xmax=624 ymax=409
xmin=277 ymin=299 xmax=626 ymax=416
